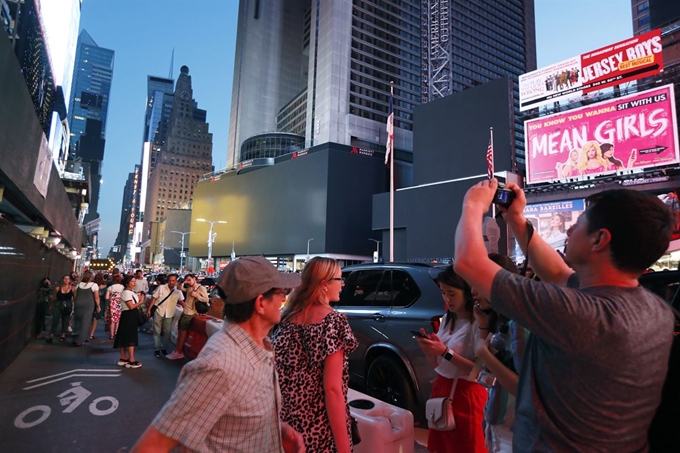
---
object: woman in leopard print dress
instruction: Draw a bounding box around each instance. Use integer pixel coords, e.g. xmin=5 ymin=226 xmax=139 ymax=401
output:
xmin=272 ymin=257 xmax=358 ymax=453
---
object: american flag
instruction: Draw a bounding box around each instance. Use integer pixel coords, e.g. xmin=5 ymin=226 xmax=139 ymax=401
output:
xmin=486 ymin=138 xmax=494 ymax=180
xmin=385 ymin=85 xmax=394 ymax=166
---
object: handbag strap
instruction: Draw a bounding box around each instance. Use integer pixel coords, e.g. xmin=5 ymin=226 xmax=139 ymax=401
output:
xmin=156 ymin=290 xmax=174 ymax=307
xmin=447 ymin=377 xmax=458 ymax=400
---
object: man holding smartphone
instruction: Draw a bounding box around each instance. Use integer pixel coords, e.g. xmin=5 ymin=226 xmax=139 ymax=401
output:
xmin=453 ymin=178 xmax=674 ymax=452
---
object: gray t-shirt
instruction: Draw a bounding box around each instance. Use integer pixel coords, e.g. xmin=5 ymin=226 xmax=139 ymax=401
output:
xmin=491 ymin=270 xmax=673 ymax=453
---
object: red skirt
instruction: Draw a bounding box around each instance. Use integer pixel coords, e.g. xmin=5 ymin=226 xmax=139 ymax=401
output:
xmin=427 ymin=374 xmax=488 ymax=453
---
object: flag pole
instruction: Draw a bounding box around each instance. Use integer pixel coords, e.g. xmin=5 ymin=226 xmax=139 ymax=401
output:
xmin=490 ymin=127 xmax=495 ymax=218
xmin=389 ymin=81 xmax=395 ymax=263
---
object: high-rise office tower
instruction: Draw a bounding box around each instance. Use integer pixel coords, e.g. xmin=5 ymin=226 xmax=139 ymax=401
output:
xmin=227 ymin=0 xmax=536 ymax=173
xmin=227 ymin=0 xmax=422 ymax=170
xmin=144 ymin=75 xmax=175 ymax=172
xmin=422 ymin=0 xmax=536 ymax=168
xmin=113 ymin=165 xmax=140 ymax=262
xmin=143 ymin=65 xmax=212 ymax=238
xmin=67 ymin=29 xmax=114 ymax=153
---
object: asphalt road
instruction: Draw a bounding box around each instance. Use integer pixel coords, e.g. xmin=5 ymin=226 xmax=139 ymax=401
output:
xmin=0 ymin=321 xmax=429 ymax=453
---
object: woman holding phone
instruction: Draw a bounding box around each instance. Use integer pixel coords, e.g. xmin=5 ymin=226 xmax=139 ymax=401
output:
xmin=415 ymin=266 xmax=487 ymax=453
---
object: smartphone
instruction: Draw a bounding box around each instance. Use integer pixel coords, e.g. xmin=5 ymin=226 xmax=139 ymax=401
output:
xmin=410 ymin=330 xmax=427 ymax=338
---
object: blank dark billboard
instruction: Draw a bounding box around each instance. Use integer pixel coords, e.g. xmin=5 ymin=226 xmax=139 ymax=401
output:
xmin=650 ymin=0 xmax=680 ymax=29
xmin=190 ymin=147 xmax=385 ymax=258
xmin=413 ymin=77 xmax=515 ymax=186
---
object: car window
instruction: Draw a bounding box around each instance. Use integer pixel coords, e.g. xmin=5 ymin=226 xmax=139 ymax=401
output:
xmin=340 ymin=270 xmax=391 ymax=307
xmin=391 ymin=270 xmax=421 ymax=307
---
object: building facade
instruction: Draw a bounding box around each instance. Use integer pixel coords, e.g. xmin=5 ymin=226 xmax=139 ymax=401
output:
xmin=227 ymin=0 xmax=420 ymax=170
xmin=142 ymin=65 xmax=213 ymax=259
xmin=67 ymin=29 xmax=114 ymax=153
xmin=422 ymin=0 xmax=536 ymax=169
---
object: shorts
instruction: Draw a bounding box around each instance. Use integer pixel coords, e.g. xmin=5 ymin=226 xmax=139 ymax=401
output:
xmin=178 ymin=313 xmax=195 ymax=331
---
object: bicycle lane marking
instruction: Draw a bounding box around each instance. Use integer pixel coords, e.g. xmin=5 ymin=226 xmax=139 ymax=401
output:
xmin=23 ymin=368 xmax=122 ymax=390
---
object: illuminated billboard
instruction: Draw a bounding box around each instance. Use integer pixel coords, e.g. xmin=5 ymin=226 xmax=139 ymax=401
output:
xmin=519 ymin=29 xmax=663 ymax=111
xmin=513 ymin=199 xmax=586 ymax=260
xmin=524 ymin=84 xmax=679 ymax=185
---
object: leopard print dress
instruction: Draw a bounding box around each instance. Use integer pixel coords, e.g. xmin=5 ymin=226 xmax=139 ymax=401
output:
xmin=273 ymin=310 xmax=359 ymax=452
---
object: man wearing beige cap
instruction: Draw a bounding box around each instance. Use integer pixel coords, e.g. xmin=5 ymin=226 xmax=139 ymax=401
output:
xmin=132 ymin=257 xmax=305 ymax=453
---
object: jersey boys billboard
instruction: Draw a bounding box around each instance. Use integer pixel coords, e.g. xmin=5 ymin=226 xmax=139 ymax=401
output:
xmin=519 ymin=29 xmax=663 ymax=111
xmin=524 ymin=84 xmax=679 ymax=185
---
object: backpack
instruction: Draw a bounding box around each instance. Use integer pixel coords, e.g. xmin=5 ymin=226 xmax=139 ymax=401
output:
xmin=648 ymin=306 xmax=680 ymax=452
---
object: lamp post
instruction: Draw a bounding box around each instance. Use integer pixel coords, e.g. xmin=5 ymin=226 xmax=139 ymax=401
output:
xmin=171 ymin=230 xmax=194 ymax=272
xmin=196 ymin=219 xmax=227 ymax=267
xmin=307 ymin=238 xmax=314 ymax=261
xmin=369 ymin=239 xmax=381 ymax=263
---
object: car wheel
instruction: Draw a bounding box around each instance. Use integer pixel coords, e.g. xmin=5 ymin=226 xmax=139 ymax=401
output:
xmin=366 ymin=355 xmax=417 ymax=412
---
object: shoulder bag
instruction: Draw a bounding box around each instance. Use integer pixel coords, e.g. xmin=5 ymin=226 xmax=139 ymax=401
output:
xmin=150 ymin=290 xmax=174 ymax=318
xmin=195 ymin=288 xmax=210 ymax=314
xmin=426 ymin=323 xmax=474 ymax=431
xmin=426 ymin=377 xmax=458 ymax=430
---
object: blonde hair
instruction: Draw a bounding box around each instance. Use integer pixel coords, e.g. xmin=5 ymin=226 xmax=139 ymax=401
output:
xmin=578 ymin=141 xmax=607 ymax=171
xmin=280 ymin=257 xmax=340 ymax=323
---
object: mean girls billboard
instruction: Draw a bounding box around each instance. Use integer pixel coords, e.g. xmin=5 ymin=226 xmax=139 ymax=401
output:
xmin=524 ymin=84 xmax=680 ymax=185
xmin=519 ymin=29 xmax=663 ymax=111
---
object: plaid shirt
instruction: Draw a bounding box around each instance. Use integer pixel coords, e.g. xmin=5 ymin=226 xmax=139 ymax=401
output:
xmin=152 ymin=322 xmax=283 ymax=452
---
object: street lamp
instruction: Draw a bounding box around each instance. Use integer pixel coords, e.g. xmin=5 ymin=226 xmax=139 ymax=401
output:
xmin=171 ymin=230 xmax=194 ymax=271
xmin=307 ymin=238 xmax=314 ymax=261
xmin=196 ymin=218 xmax=227 ymax=266
xmin=369 ymin=239 xmax=381 ymax=263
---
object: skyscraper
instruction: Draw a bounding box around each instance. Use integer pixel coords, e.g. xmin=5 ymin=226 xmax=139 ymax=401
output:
xmin=113 ymin=165 xmax=140 ymax=262
xmin=422 ymin=0 xmax=536 ymax=167
xmin=67 ymin=29 xmax=114 ymax=153
xmin=227 ymin=0 xmax=422 ymax=170
xmin=142 ymin=65 xmax=213 ymax=255
xmin=227 ymin=0 xmax=536 ymax=173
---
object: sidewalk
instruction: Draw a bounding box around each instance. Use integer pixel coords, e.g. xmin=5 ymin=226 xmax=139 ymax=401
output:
xmin=0 ymin=320 xmax=430 ymax=452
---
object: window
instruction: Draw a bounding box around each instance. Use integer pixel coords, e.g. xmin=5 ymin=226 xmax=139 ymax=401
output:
xmin=391 ymin=270 xmax=421 ymax=307
xmin=638 ymin=14 xmax=650 ymax=28
xmin=340 ymin=270 xmax=391 ymax=307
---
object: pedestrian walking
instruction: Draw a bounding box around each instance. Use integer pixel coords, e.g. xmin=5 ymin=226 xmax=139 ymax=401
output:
xmin=147 ymin=274 xmax=184 ymax=358
xmin=72 ymin=272 xmax=100 ymax=347
xmin=89 ymin=273 xmax=106 ymax=340
xmin=47 ymin=275 xmax=73 ymax=343
xmin=34 ymin=277 xmax=51 ymax=339
xmin=131 ymin=256 xmax=305 ymax=453
xmin=105 ymin=274 xmax=124 ymax=339
xmin=114 ymin=275 xmax=143 ymax=369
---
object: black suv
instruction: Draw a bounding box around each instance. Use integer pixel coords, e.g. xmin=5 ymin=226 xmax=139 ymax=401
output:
xmin=332 ymin=263 xmax=445 ymax=423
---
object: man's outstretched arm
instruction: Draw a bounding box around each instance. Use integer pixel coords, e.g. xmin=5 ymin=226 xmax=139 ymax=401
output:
xmin=454 ymin=179 xmax=503 ymax=301
xmin=501 ymin=182 xmax=574 ymax=286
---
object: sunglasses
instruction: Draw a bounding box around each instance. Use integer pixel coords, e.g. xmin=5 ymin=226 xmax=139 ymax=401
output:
xmin=328 ymin=277 xmax=345 ymax=283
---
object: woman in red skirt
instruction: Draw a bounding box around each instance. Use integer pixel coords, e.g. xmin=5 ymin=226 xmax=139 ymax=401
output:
xmin=416 ymin=266 xmax=487 ymax=453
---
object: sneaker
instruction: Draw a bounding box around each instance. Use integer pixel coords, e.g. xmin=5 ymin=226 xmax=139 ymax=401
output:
xmin=167 ymin=352 xmax=185 ymax=360
xmin=154 ymin=350 xmax=161 ymax=358
xmin=126 ymin=361 xmax=142 ymax=369
xmin=117 ymin=358 xmax=129 ymax=367
xmin=161 ymin=349 xmax=168 ymax=356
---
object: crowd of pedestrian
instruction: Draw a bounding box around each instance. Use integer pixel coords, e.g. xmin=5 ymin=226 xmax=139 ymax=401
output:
xmin=32 ymin=180 xmax=677 ymax=453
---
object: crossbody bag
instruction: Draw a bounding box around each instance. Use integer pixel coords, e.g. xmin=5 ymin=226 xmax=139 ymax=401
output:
xmin=150 ymin=291 xmax=174 ymax=318
xmin=425 ymin=323 xmax=474 ymax=431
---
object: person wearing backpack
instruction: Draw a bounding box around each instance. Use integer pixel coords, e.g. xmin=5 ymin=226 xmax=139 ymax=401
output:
xmin=454 ymin=180 xmax=675 ymax=452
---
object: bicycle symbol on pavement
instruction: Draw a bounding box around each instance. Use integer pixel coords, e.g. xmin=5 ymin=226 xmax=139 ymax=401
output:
xmin=14 ymin=382 xmax=119 ymax=429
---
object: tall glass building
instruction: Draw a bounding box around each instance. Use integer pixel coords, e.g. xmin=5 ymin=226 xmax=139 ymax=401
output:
xmin=228 ymin=0 xmax=535 ymax=172
xmin=67 ymin=29 xmax=114 ymax=152
xmin=227 ymin=0 xmax=422 ymax=170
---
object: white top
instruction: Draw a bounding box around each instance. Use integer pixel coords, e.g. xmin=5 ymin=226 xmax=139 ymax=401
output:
xmin=121 ymin=289 xmax=138 ymax=311
xmin=78 ymin=282 xmax=98 ymax=292
xmin=152 ymin=284 xmax=185 ymax=318
xmin=434 ymin=317 xmax=478 ymax=379
xmin=134 ymin=277 xmax=149 ymax=294
xmin=542 ymin=230 xmax=568 ymax=252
